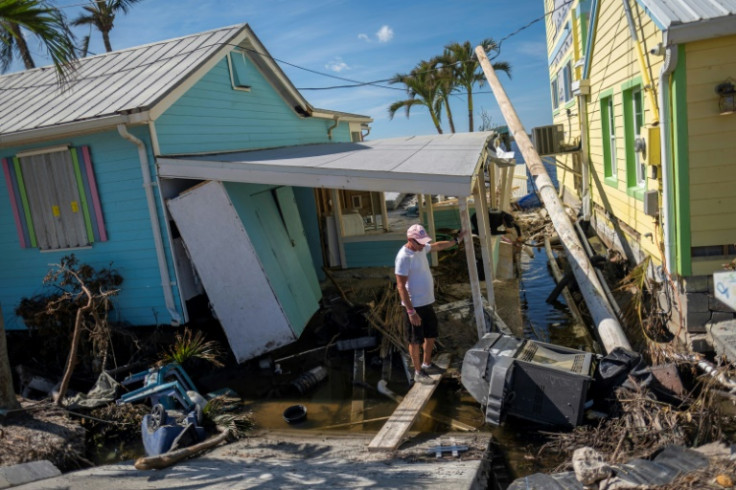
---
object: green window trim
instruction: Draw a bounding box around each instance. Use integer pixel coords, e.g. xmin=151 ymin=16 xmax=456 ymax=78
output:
xmin=672 ymin=45 xmax=691 ymax=276
xmin=600 ymin=92 xmax=618 ymax=188
xmin=622 ymin=78 xmax=645 ymax=199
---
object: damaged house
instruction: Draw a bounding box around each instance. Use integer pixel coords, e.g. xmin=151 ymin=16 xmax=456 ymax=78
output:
xmin=541 ymin=0 xmax=736 ymax=349
xmin=1 ymin=24 xmax=502 ymax=363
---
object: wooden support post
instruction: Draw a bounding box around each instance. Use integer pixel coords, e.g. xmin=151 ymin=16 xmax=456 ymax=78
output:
xmin=476 ymin=46 xmax=631 ymax=353
xmin=369 ymin=192 xmax=378 ymax=231
xmin=380 ymin=192 xmax=390 ymax=231
xmin=350 ymin=348 xmax=365 ymax=429
xmin=499 ymin=167 xmax=510 ymax=211
xmin=546 ymin=271 xmax=572 ymax=303
xmin=459 ymin=197 xmax=487 ymax=338
xmin=488 ymin=161 xmax=497 ymax=208
xmin=425 ymin=194 xmax=438 ymax=267
xmin=473 ymin=169 xmax=495 ymax=307
xmin=332 ymin=189 xmax=347 ymax=269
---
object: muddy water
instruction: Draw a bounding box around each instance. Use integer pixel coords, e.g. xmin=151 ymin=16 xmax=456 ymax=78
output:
xmin=240 ymin=247 xmax=580 ymax=480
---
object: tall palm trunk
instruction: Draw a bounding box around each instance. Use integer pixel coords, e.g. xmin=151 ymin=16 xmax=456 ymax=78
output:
xmin=101 ymin=29 xmax=112 ymax=52
xmin=468 ymin=91 xmax=475 ymax=132
xmin=442 ymin=94 xmax=456 ymax=133
xmin=9 ymin=22 xmax=34 ymax=68
xmin=430 ymin=110 xmax=444 ymax=134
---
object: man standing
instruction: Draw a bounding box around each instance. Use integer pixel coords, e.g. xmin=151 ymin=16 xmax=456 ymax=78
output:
xmin=395 ymin=224 xmax=463 ymax=384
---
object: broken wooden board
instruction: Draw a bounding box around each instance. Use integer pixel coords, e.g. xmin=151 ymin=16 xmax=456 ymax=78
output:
xmin=350 ymin=348 xmax=366 ymax=429
xmin=368 ymin=353 xmax=451 ymax=451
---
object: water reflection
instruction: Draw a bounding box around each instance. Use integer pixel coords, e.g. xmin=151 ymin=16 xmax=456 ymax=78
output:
xmin=519 ymin=247 xmax=581 ymax=348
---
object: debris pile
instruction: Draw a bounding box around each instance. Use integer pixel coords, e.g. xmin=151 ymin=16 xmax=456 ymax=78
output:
xmin=0 ymin=402 xmax=87 ymax=470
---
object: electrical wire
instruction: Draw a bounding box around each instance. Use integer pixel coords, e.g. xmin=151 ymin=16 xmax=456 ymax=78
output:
xmin=2 ymin=1 xmax=575 ymax=94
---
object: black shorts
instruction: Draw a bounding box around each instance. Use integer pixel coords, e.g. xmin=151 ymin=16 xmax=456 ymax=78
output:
xmin=405 ymin=304 xmax=439 ymax=345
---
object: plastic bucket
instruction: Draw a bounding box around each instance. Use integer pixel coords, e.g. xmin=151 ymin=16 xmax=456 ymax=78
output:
xmin=283 ymin=404 xmax=307 ymax=424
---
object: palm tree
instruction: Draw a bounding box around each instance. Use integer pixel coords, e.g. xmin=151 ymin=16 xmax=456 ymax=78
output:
xmin=71 ymin=0 xmax=143 ymax=53
xmin=443 ymin=39 xmax=511 ymax=132
xmin=0 ymin=0 xmax=76 ymax=79
xmin=389 ymin=60 xmax=445 ymax=134
xmin=430 ymin=55 xmax=456 ymax=133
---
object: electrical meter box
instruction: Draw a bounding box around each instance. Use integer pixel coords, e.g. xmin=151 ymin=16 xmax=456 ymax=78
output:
xmin=462 ymin=333 xmax=594 ymax=427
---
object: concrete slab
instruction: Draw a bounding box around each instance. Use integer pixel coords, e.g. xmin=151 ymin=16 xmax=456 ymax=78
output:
xmin=0 ymin=460 xmax=60 ymax=489
xmin=12 ymin=431 xmax=494 ymax=490
xmin=709 ymin=319 xmax=736 ymax=362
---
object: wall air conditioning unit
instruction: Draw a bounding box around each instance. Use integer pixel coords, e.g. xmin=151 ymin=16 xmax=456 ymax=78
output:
xmin=531 ymin=124 xmax=564 ymax=156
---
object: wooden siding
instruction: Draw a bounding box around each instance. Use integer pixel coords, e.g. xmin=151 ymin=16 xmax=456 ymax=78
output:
xmin=685 ymin=35 xmax=736 ymax=248
xmin=585 ymin=0 xmax=663 ymax=260
xmin=546 ymin=0 xmax=585 ymax=196
xmin=224 ymin=182 xmax=320 ymax=336
xmin=0 ymin=127 xmax=180 ymax=329
xmin=345 ymin=239 xmax=406 ymax=268
xmin=155 ymin=53 xmax=353 ymax=155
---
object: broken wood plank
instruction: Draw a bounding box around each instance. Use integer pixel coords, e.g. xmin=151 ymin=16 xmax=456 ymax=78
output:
xmin=368 ymin=353 xmax=450 ymax=451
xmin=134 ymin=429 xmax=231 ymax=470
xmin=350 ymin=348 xmax=365 ymax=428
xmin=376 ymin=380 xmax=476 ymax=432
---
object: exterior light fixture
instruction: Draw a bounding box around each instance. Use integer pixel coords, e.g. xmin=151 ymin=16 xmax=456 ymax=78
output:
xmin=716 ymin=79 xmax=736 ymax=115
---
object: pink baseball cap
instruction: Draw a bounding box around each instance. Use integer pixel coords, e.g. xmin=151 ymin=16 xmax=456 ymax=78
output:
xmin=407 ymin=224 xmax=432 ymax=244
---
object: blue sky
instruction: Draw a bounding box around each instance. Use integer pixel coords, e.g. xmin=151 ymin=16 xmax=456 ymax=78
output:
xmin=20 ymin=0 xmax=553 ymax=140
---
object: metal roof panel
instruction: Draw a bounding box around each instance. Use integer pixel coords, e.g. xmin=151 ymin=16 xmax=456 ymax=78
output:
xmin=157 ymin=133 xmax=493 ymax=196
xmin=0 ymin=24 xmax=244 ymax=139
xmin=639 ymin=0 xmax=736 ymax=27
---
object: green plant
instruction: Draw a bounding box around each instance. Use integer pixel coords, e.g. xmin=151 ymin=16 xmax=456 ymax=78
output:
xmin=160 ymin=328 xmax=224 ymax=368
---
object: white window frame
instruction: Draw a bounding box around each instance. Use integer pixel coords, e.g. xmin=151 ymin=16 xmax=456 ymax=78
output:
xmin=632 ymin=87 xmax=645 ymax=186
xmin=607 ymin=97 xmax=617 ymax=177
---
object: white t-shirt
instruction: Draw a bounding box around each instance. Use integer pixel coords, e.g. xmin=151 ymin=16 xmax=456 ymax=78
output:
xmin=395 ymin=243 xmax=434 ymax=307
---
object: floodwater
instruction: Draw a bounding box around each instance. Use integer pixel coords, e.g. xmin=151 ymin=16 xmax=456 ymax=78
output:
xmin=96 ymin=238 xmax=579 ymax=479
xmin=240 ymin=246 xmax=582 ymax=480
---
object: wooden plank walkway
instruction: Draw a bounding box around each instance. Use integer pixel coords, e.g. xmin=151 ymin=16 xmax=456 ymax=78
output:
xmin=368 ymin=353 xmax=451 ymax=451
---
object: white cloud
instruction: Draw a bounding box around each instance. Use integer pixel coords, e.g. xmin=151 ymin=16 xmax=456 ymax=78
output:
xmin=358 ymin=33 xmax=371 ymax=42
xmin=376 ymin=25 xmax=394 ymax=43
xmin=325 ymin=57 xmax=349 ymax=72
xmin=515 ymin=41 xmax=547 ymax=59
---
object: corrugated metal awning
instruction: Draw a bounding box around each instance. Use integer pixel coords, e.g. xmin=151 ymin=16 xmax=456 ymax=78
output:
xmin=157 ymin=132 xmax=493 ymax=196
xmin=639 ymin=0 xmax=736 ymax=43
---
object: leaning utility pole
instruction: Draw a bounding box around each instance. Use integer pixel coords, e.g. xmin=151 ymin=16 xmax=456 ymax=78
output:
xmin=475 ymin=47 xmax=631 ymax=354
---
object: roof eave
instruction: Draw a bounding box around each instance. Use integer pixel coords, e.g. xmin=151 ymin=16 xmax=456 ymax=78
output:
xmin=666 ymin=16 xmax=736 ymax=44
xmin=310 ymin=109 xmax=373 ymax=123
xmin=0 ymin=112 xmax=150 ymax=148
xmin=157 ymin=156 xmax=476 ymax=196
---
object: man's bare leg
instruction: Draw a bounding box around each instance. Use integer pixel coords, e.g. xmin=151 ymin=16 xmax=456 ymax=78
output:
xmin=422 ymin=338 xmax=435 ymax=365
xmin=409 ymin=342 xmax=422 ymax=372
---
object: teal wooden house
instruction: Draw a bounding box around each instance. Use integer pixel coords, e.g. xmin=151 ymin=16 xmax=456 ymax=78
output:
xmin=0 ymin=24 xmax=372 ymax=361
xmin=1 ymin=24 xmax=499 ymax=362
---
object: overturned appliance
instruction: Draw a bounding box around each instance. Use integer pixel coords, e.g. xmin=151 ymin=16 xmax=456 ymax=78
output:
xmin=462 ymin=332 xmax=594 ymax=427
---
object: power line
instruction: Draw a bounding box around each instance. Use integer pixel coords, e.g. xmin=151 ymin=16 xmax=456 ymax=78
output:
xmin=2 ymin=2 xmax=573 ymax=94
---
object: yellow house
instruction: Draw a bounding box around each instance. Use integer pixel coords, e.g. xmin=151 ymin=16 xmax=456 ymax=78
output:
xmin=542 ymin=0 xmax=736 ymax=349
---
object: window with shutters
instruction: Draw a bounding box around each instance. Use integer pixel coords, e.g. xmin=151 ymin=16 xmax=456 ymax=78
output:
xmin=2 ymin=146 xmax=107 ymax=250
